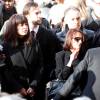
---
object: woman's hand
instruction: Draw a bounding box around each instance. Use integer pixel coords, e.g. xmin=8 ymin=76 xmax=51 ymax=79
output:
xmin=27 ymin=87 xmax=35 ymax=97
xmin=70 ymin=50 xmax=79 ymax=61
xmin=67 ymin=51 xmax=79 ymax=67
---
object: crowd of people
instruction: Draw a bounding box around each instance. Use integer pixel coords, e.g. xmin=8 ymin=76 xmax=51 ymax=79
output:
xmin=0 ymin=0 xmax=100 ymax=100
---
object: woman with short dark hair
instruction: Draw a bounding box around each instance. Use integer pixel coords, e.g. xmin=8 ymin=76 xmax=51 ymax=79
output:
xmin=1 ymin=14 xmax=44 ymax=100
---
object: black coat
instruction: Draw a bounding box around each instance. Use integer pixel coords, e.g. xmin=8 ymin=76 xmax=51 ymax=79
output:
xmin=35 ymin=26 xmax=62 ymax=82
xmin=1 ymin=39 xmax=44 ymax=94
xmin=55 ymin=50 xmax=80 ymax=80
xmin=54 ymin=50 xmax=86 ymax=99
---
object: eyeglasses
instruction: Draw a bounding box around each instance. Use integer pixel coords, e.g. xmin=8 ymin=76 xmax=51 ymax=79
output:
xmin=73 ymin=37 xmax=82 ymax=42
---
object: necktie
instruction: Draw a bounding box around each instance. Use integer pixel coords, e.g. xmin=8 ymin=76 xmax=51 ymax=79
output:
xmin=31 ymin=31 xmax=36 ymax=38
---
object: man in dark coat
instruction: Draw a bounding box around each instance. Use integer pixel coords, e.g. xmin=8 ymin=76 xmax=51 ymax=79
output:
xmin=23 ymin=1 xmax=62 ymax=83
xmin=23 ymin=2 xmax=62 ymax=100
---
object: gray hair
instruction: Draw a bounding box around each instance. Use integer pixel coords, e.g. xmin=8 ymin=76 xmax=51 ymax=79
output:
xmin=64 ymin=6 xmax=80 ymax=18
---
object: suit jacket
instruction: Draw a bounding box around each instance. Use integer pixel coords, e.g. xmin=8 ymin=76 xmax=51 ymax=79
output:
xmin=55 ymin=50 xmax=80 ymax=80
xmin=58 ymin=47 xmax=100 ymax=100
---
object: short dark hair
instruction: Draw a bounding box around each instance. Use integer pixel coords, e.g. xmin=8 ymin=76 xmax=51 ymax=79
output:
xmin=4 ymin=14 xmax=32 ymax=47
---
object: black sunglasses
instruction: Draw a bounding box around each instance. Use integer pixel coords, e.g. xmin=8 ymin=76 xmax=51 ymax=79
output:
xmin=73 ymin=37 xmax=82 ymax=42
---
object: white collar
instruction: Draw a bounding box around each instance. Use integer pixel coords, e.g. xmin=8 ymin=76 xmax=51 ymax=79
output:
xmin=33 ymin=25 xmax=39 ymax=34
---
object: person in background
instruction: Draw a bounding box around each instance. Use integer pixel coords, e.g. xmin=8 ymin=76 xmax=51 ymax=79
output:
xmin=43 ymin=0 xmax=58 ymax=8
xmin=48 ymin=4 xmax=65 ymax=34
xmin=84 ymin=0 xmax=100 ymax=48
xmin=82 ymin=0 xmax=100 ymax=32
xmin=64 ymin=0 xmax=89 ymax=22
xmin=0 ymin=0 xmax=17 ymax=30
xmin=14 ymin=0 xmax=32 ymax=14
xmin=0 ymin=0 xmax=32 ymax=42
xmin=56 ymin=7 xmax=94 ymax=50
xmin=0 ymin=14 xmax=44 ymax=100
xmin=43 ymin=0 xmax=64 ymax=8
xmin=55 ymin=0 xmax=64 ymax=4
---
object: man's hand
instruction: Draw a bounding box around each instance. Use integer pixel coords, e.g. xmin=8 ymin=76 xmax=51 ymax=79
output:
xmin=27 ymin=87 xmax=35 ymax=97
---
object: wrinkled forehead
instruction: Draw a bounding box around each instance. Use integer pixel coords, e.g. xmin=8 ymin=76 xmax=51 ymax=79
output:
xmin=29 ymin=6 xmax=41 ymax=14
xmin=67 ymin=9 xmax=80 ymax=16
xmin=64 ymin=9 xmax=81 ymax=20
